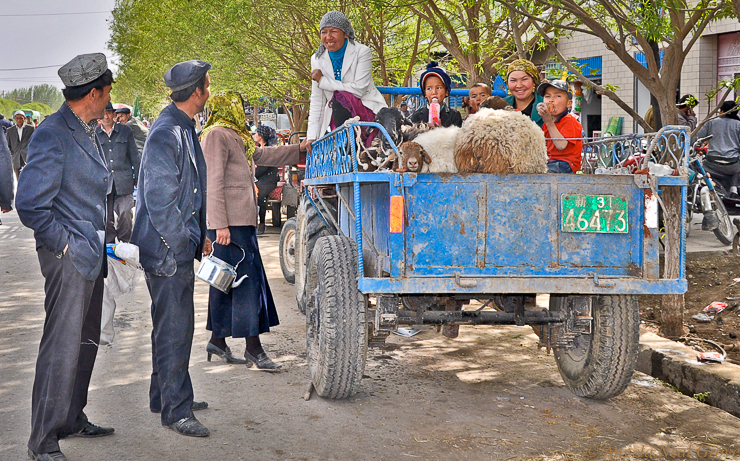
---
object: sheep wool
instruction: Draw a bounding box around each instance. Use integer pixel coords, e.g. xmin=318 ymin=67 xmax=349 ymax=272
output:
xmin=454 ymin=108 xmax=547 ymax=174
xmin=413 ymin=126 xmax=460 ymax=173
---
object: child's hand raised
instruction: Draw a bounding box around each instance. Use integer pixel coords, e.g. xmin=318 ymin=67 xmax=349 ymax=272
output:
xmin=537 ymin=102 xmax=554 ymax=124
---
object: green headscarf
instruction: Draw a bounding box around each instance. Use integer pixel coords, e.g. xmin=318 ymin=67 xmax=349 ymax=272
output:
xmin=201 ymin=91 xmax=256 ymax=160
xmin=506 ymin=59 xmax=541 ymax=88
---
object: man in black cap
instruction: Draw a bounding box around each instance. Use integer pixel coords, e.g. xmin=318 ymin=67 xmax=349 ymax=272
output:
xmin=16 ymin=52 xmax=115 ymax=461
xmin=131 ymin=59 xmax=212 ymax=437
xmin=97 ymin=102 xmax=139 ymax=243
xmin=115 ymin=106 xmax=149 ymax=153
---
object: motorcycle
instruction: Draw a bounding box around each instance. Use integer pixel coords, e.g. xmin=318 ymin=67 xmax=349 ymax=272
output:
xmin=686 ymin=134 xmax=737 ymax=244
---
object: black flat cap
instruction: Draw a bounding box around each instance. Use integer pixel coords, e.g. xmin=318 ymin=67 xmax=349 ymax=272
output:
xmin=58 ymin=53 xmax=108 ymax=87
xmin=105 ymin=102 xmax=114 ymax=112
xmin=164 ymin=60 xmax=212 ymax=92
xmin=115 ymin=107 xmax=131 ymax=114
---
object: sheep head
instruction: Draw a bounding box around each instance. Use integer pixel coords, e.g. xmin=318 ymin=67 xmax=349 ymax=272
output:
xmin=479 ymin=96 xmax=513 ymax=111
xmin=397 ymin=141 xmax=432 ymax=173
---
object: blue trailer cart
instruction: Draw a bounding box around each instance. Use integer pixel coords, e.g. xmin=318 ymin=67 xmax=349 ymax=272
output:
xmin=291 ymin=121 xmax=689 ymax=401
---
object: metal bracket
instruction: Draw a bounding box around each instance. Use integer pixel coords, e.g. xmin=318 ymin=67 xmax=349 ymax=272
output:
xmin=592 ymin=272 xmax=615 ymax=288
xmin=633 ymin=174 xmax=651 ymax=189
xmin=394 ymin=173 xmax=418 ymax=188
xmin=454 ymin=273 xmax=478 ymax=288
xmin=374 ymin=295 xmax=399 ymax=331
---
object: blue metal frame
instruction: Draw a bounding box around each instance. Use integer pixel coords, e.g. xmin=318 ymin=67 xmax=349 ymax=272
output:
xmin=305 ymin=123 xmax=688 ymax=297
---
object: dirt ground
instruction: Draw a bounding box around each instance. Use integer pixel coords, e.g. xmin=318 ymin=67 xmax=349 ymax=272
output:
xmin=641 ymin=251 xmax=740 ymax=364
xmin=5 ymin=210 xmax=740 ymax=460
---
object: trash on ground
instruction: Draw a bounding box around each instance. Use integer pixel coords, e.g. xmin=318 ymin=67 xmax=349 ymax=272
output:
xmin=697 ymin=351 xmax=725 ymax=363
xmin=692 ymin=313 xmax=714 ymax=323
xmin=703 ymin=301 xmax=727 ymax=314
xmin=392 ymin=328 xmax=421 ymax=338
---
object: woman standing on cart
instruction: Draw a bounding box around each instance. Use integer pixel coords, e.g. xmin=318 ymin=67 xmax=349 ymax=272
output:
xmin=301 ymin=11 xmax=386 ymax=152
xmin=201 ymin=91 xmax=303 ymax=370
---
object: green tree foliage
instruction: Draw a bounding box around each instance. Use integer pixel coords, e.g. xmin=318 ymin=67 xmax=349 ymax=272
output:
xmin=21 ymin=102 xmax=53 ymax=116
xmin=505 ymin=0 xmax=736 ymax=129
xmin=0 ymin=85 xmax=64 ymax=112
xmin=0 ymin=98 xmax=22 ymax=117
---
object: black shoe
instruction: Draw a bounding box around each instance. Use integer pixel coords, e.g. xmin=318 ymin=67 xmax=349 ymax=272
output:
xmin=244 ymin=350 xmax=282 ymax=371
xmin=28 ymin=449 xmax=66 ymax=461
xmin=731 ymin=192 xmax=740 ymax=200
xmin=258 ymin=222 xmax=266 ymax=235
xmin=71 ymin=421 xmax=114 ymax=438
xmin=207 ymin=342 xmax=247 ymax=364
xmin=151 ymin=401 xmax=208 ymax=413
xmin=165 ymin=416 xmax=210 ymax=437
xmin=702 ymin=211 xmax=719 ymax=231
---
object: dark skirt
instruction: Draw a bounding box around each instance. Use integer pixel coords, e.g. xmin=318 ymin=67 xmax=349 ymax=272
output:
xmin=206 ymin=226 xmax=279 ymax=338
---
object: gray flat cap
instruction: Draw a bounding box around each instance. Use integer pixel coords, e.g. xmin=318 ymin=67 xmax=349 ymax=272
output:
xmin=58 ymin=53 xmax=108 ymax=87
xmin=164 ymin=60 xmax=212 ymax=92
xmin=115 ymin=106 xmax=130 ymax=114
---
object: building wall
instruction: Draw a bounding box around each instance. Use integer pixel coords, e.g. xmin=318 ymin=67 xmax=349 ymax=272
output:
xmin=552 ymin=17 xmax=740 ymax=134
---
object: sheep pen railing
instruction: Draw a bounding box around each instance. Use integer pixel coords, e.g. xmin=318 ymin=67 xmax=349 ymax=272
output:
xmin=580 ymin=126 xmax=690 ymax=175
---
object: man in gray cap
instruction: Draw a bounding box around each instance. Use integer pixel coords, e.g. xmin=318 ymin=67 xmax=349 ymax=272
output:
xmin=16 ymin=52 xmax=115 ymax=461
xmin=115 ymin=106 xmax=149 ymax=153
xmin=131 ymin=59 xmax=212 ymax=438
xmin=97 ymin=101 xmax=139 ymax=243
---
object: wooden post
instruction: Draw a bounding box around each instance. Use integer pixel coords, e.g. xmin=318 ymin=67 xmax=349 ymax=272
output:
xmin=660 ymin=186 xmax=684 ymax=339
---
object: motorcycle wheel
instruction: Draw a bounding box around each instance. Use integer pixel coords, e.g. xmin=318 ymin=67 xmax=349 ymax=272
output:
xmin=710 ymin=189 xmax=734 ymax=245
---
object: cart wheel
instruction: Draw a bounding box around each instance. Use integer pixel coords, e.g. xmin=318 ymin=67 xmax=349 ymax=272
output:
xmin=279 ymin=217 xmax=297 ymax=283
xmin=271 ymin=202 xmax=282 ymax=227
xmin=295 ymin=196 xmax=335 ymax=314
xmin=305 ymin=235 xmax=367 ymax=399
xmin=550 ymin=295 xmax=639 ymax=400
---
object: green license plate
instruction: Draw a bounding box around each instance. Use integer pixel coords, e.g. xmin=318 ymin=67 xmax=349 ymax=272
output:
xmin=561 ymin=194 xmax=628 ymax=233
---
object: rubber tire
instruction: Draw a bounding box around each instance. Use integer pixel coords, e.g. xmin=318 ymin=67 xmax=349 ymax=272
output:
xmin=279 ymin=217 xmax=297 ymax=283
xmin=551 ymin=295 xmax=639 ymax=400
xmin=305 ymin=235 xmax=367 ymax=399
xmin=711 ymin=190 xmax=734 ymax=245
xmin=286 ymin=205 xmax=297 ymax=219
xmin=295 ymin=196 xmax=334 ymax=314
xmin=271 ymin=202 xmax=282 ymax=227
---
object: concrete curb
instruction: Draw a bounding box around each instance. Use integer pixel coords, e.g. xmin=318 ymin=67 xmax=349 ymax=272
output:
xmin=637 ymin=329 xmax=740 ymax=418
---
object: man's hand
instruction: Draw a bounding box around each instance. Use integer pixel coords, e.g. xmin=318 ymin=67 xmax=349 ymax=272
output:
xmin=215 ymin=227 xmax=230 ymax=246
xmin=311 ymin=69 xmax=323 ymax=83
xmin=202 ymin=237 xmax=212 ymax=256
xmin=300 ymin=138 xmax=314 ymax=155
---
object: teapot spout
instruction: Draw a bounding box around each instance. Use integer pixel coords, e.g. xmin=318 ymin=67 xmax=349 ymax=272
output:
xmin=232 ymin=274 xmax=249 ymax=288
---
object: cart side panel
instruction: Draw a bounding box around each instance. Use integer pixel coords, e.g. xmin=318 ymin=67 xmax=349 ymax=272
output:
xmin=404 ymin=174 xmax=644 ymax=277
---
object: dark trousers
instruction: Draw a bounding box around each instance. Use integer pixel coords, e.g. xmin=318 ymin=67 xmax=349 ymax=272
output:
xmin=28 ymin=248 xmax=104 ymax=454
xmin=146 ymin=258 xmax=195 ymax=425
xmin=106 ymin=185 xmax=135 ymax=243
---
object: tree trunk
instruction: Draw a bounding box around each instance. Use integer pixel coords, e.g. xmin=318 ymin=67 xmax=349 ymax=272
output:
xmin=660 ymin=186 xmax=685 ymax=339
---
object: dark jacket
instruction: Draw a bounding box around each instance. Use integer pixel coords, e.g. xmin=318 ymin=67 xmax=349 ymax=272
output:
xmin=16 ymin=103 xmax=110 ymax=281
xmin=7 ymin=123 xmax=34 ymax=169
xmin=96 ymin=122 xmax=140 ymax=195
xmin=0 ymin=129 xmax=13 ymax=210
xmin=126 ymin=117 xmax=149 ymax=153
xmin=410 ymin=104 xmax=463 ymax=128
xmin=131 ymin=103 xmax=208 ymax=276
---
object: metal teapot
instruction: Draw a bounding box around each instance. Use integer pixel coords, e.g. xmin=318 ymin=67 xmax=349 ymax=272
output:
xmin=195 ymin=243 xmax=248 ymax=293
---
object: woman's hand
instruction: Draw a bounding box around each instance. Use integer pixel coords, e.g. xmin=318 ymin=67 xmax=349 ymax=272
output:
xmin=215 ymin=228 xmax=230 ymax=246
xmin=301 ymin=138 xmax=314 ymax=155
xmin=311 ymin=69 xmax=323 ymax=83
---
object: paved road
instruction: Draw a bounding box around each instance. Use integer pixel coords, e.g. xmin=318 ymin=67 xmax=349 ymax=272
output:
xmin=3 ymin=209 xmax=740 ymax=461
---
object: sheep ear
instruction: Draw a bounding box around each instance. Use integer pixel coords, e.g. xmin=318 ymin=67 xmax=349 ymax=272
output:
xmin=421 ymin=149 xmax=432 ymax=164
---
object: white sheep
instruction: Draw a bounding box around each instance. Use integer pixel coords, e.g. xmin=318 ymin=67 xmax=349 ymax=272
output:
xmin=454 ymin=108 xmax=547 ymax=174
xmin=413 ymin=126 xmax=460 ymax=173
